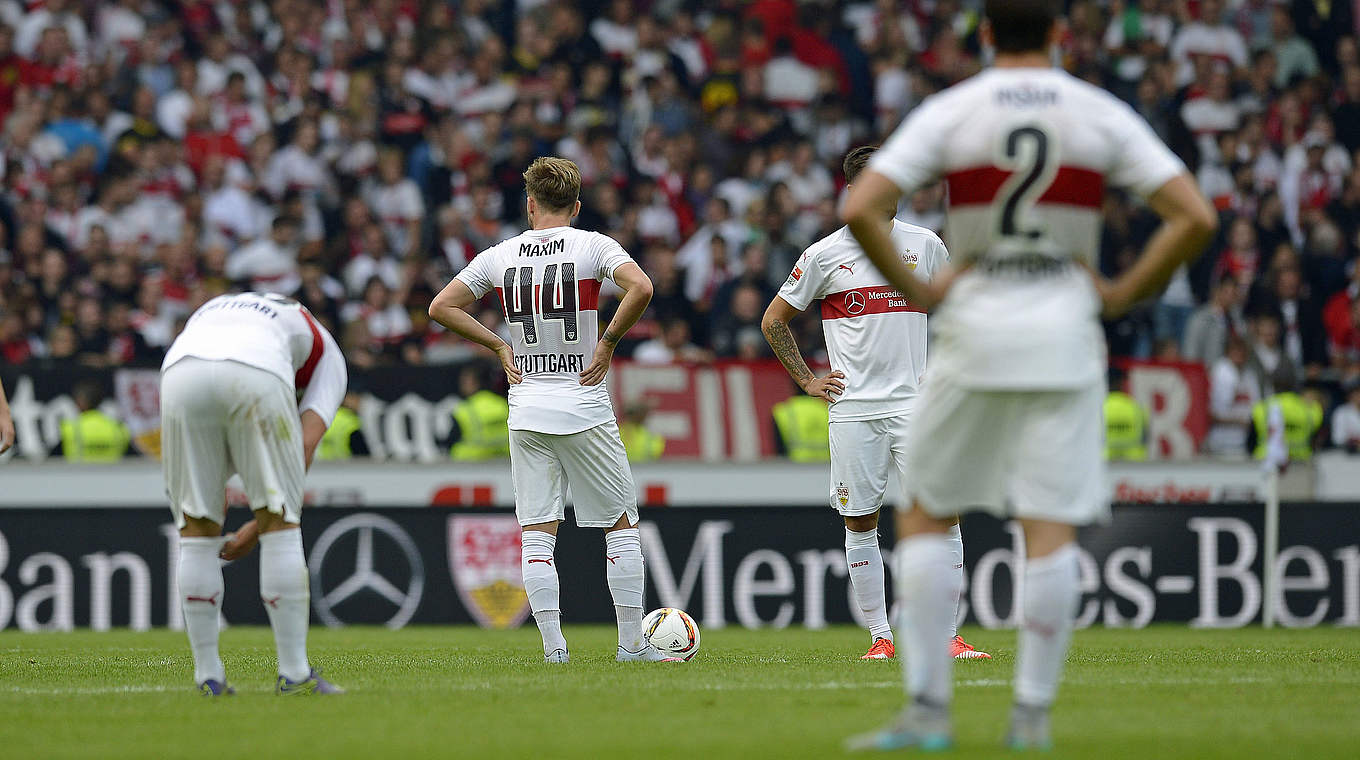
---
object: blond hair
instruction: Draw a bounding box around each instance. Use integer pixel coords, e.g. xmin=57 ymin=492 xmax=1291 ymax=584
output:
xmin=523 ymin=157 xmax=581 ymax=212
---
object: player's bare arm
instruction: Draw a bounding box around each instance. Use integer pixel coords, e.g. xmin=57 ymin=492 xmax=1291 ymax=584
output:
xmin=0 ymin=378 xmax=14 ymax=455
xmin=841 ymin=171 xmax=955 ymax=311
xmin=581 ymin=261 xmax=653 ymax=386
xmin=1096 ymin=174 xmax=1218 ymax=318
xmin=429 ymin=279 xmax=524 ymax=385
xmin=761 ymin=295 xmax=845 ymax=403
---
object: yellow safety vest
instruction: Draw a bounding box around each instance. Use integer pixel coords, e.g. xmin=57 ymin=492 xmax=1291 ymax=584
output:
xmin=318 ymin=407 xmax=361 ymax=460
xmin=1252 ymin=392 xmax=1323 ymax=461
xmin=1103 ymin=391 xmax=1148 ymax=461
xmin=59 ymin=410 xmax=131 ymax=463
xmin=772 ymin=396 xmax=830 ymax=462
xmin=620 ymin=421 xmax=665 ymax=462
xmin=451 ymin=390 xmax=510 ymax=460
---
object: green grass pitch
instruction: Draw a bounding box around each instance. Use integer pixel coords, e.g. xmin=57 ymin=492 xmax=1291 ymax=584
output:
xmin=1 ymin=625 xmax=1356 ymax=759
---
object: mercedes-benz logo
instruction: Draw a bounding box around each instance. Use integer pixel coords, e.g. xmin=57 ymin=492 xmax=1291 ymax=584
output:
xmin=845 ymin=291 xmax=866 ymax=315
xmin=309 ymin=513 xmax=425 ymax=629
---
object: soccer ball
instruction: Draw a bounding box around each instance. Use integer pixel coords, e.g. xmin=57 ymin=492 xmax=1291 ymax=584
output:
xmin=642 ymin=607 xmax=701 ymax=661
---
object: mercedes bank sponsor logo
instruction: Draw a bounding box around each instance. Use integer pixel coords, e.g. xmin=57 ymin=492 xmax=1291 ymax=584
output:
xmin=844 ymin=290 xmax=866 ymax=315
xmin=309 ymin=513 xmax=424 ymax=629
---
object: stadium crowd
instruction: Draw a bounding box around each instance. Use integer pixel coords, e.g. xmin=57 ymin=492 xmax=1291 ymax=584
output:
xmin=0 ymin=0 xmax=1359 ymax=454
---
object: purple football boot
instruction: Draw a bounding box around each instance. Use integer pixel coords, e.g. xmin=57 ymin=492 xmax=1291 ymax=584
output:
xmin=275 ymin=669 xmax=344 ymax=695
xmin=197 ymin=679 xmax=235 ymax=697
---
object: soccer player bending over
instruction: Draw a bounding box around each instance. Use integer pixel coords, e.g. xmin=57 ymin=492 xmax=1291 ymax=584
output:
xmin=162 ymin=292 xmax=348 ymax=696
xmin=762 ymin=146 xmax=988 ymax=663
xmin=841 ymin=0 xmax=1216 ymax=751
xmin=430 ymin=157 xmax=668 ymax=663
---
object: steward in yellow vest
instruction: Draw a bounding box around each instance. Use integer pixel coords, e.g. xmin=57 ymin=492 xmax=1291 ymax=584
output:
xmin=772 ymin=395 xmax=830 ymax=462
xmin=1252 ymin=391 xmax=1322 ymax=461
xmin=451 ymin=389 xmax=510 ymax=460
xmin=318 ymin=404 xmax=363 ymax=460
xmin=1103 ymin=391 xmax=1149 ymax=460
xmin=60 ymin=381 xmax=131 ymax=462
xmin=619 ymin=400 xmax=665 ymax=461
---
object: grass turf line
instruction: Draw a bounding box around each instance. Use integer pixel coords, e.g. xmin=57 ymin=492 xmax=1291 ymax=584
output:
xmin=0 ymin=625 xmax=1356 ymax=759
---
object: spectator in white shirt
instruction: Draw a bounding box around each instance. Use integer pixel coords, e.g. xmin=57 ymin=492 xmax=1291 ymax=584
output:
xmin=344 ymin=225 xmax=403 ymax=297
xmin=767 ymin=141 xmax=835 ymax=211
xmin=157 ymin=60 xmax=199 ymax=139
xmin=633 ymin=318 xmax=711 ymax=364
xmin=1207 ymin=336 xmax=1261 ymax=456
xmin=343 ymin=277 xmax=413 ymax=345
xmin=225 ymin=215 xmax=301 ymax=294
xmin=1332 ymin=381 xmax=1360 ymax=452
xmin=364 ymin=148 xmax=425 ymax=258
xmin=1169 ymin=0 xmax=1248 ymax=86
xmin=764 ymin=37 xmax=819 ymax=108
xmin=15 ymin=0 xmax=87 ymax=59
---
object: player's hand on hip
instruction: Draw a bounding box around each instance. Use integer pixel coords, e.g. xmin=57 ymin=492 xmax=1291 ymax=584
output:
xmin=1092 ymin=274 xmax=1128 ymax=319
xmin=580 ymin=343 xmax=614 ymax=386
xmin=496 ymin=343 xmax=523 ymax=384
xmin=803 ymin=370 xmax=846 ymax=403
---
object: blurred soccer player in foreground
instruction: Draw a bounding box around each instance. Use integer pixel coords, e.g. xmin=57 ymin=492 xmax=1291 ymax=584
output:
xmin=841 ymin=0 xmax=1217 ymax=750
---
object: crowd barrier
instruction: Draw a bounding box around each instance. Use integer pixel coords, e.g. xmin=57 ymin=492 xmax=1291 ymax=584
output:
xmin=3 ymin=357 xmax=1228 ymax=462
xmin=1 ymin=504 xmax=1355 ymax=632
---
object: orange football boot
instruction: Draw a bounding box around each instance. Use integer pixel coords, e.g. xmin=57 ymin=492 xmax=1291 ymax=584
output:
xmin=861 ymin=638 xmax=895 ymax=659
xmin=951 ymin=634 xmax=991 ymax=659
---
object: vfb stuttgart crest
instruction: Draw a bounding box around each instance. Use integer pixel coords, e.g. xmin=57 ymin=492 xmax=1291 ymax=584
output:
xmin=449 ymin=516 xmax=531 ymax=629
xmin=836 ymin=482 xmax=850 ymax=508
xmin=902 ymin=249 xmax=919 ymax=271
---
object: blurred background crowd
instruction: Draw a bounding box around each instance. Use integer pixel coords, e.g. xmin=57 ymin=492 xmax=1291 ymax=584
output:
xmin=0 ymin=0 xmax=1359 ymax=455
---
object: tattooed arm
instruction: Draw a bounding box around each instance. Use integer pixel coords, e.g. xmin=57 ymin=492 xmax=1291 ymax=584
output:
xmin=762 ymin=296 xmax=845 ymax=403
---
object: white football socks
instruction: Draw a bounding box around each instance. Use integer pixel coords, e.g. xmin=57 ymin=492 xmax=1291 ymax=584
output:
xmin=845 ymin=527 xmax=892 ymax=643
xmin=895 ymin=533 xmax=957 ymax=707
xmin=946 ymin=523 xmax=964 ymax=638
xmin=522 ymin=530 xmax=567 ymax=655
xmin=1015 ymin=542 xmax=1081 ymax=708
xmin=258 ymin=529 xmax=312 ymax=682
xmin=178 ymin=536 xmax=226 ymax=684
xmin=605 ymin=528 xmax=646 ymax=651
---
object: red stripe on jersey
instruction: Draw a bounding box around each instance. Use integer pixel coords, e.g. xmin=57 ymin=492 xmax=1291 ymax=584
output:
xmin=820 ymin=286 xmax=926 ymax=320
xmin=945 ymin=166 xmax=1104 ymax=209
xmin=295 ymin=309 xmax=324 ymax=389
xmin=493 ymin=279 xmax=603 ymax=314
xmin=577 ymin=279 xmax=601 ymax=311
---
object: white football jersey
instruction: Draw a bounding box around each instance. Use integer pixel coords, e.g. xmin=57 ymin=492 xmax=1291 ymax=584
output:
xmin=869 ymin=66 xmax=1186 ymax=389
xmin=778 ymin=220 xmax=948 ymax=422
xmin=163 ymin=292 xmax=348 ymax=425
xmin=456 ymin=226 xmax=633 ymax=435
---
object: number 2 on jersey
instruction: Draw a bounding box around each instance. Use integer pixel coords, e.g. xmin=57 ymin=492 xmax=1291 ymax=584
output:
xmin=997 ymin=126 xmax=1055 ymax=241
xmin=503 ymin=264 xmax=579 ymax=346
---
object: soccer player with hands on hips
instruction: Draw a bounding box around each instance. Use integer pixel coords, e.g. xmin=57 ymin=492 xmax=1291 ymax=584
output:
xmin=762 ymin=146 xmax=988 ymax=663
xmin=429 ymin=157 xmax=673 ymax=664
xmin=840 ymin=0 xmax=1217 ymax=751
xmin=161 ymin=291 xmax=349 ymax=696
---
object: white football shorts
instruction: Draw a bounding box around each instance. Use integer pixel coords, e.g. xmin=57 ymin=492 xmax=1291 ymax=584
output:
xmin=161 ymin=357 xmax=305 ymax=528
xmin=903 ymin=377 xmax=1109 ymax=525
xmin=509 ymin=419 xmax=639 ymax=528
xmin=829 ymin=412 xmax=913 ymax=517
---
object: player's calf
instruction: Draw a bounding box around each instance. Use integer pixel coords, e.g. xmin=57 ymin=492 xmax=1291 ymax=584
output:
xmin=522 ymin=526 xmax=568 ymax=660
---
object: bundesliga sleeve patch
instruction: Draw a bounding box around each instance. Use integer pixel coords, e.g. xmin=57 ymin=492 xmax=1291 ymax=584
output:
xmin=789 ymin=266 xmax=803 ymax=283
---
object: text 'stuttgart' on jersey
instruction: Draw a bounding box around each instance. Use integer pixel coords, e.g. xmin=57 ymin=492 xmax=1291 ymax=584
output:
xmin=455 ymin=225 xmax=633 ymax=435
xmin=162 ymin=292 xmax=348 ymax=425
xmin=868 ymin=67 xmax=1186 ymax=390
xmin=778 ymin=220 xmax=949 ymax=422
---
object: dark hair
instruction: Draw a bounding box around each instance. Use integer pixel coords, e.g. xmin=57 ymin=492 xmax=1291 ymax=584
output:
xmin=985 ymin=0 xmax=1057 ymax=54
xmin=843 ymin=145 xmax=878 ymax=184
